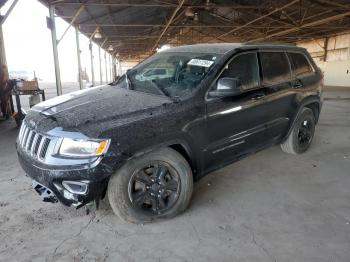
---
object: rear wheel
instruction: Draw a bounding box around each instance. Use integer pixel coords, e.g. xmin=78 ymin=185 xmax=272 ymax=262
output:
xmin=281 ymin=107 xmax=316 ymax=154
xmin=108 ymin=148 xmax=193 ymax=223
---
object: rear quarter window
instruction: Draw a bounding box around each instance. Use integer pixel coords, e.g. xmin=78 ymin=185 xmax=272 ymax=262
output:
xmin=288 ymin=52 xmax=313 ymax=77
xmin=260 ymin=52 xmax=291 ymax=85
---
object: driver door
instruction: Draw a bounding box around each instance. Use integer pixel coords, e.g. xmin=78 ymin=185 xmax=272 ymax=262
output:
xmin=203 ymin=51 xmax=270 ymax=172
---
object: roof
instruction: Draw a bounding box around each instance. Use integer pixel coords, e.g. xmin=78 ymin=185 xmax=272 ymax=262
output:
xmin=163 ymin=42 xmax=302 ymax=54
xmin=38 ymin=0 xmax=350 ymax=61
xmin=163 ymin=43 xmax=242 ymax=54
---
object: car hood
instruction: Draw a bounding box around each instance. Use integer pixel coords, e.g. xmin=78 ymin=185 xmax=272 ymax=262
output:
xmin=31 ymin=85 xmax=172 ymax=128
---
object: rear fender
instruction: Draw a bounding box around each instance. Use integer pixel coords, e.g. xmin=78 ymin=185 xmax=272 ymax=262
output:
xmin=283 ymin=96 xmax=321 ymax=141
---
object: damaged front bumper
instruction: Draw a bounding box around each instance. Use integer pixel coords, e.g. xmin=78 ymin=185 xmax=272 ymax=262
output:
xmin=32 ymin=181 xmax=58 ymax=203
xmin=17 ymin=145 xmax=112 ymax=208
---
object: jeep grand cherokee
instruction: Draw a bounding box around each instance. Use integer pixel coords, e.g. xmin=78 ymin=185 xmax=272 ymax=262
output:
xmin=17 ymin=43 xmax=323 ymax=223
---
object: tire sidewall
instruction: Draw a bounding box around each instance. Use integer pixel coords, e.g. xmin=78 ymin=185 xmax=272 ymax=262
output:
xmin=291 ymin=108 xmax=316 ymax=154
xmin=108 ymin=148 xmax=193 ymax=223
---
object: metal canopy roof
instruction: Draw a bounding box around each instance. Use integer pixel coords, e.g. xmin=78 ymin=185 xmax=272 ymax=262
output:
xmin=39 ymin=0 xmax=350 ymax=61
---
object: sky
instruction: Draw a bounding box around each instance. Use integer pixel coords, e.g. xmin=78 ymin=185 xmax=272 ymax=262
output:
xmin=1 ymin=0 xmax=113 ymax=82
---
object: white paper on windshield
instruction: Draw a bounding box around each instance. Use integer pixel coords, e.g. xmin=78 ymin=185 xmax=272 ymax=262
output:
xmin=188 ymin=59 xmax=214 ymax=68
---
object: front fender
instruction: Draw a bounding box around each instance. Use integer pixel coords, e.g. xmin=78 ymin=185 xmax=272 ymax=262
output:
xmin=109 ymin=132 xmax=199 ymax=175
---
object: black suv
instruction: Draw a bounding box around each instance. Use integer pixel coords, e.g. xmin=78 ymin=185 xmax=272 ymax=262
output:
xmin=17 ymin=43 xmax=323 ymax=223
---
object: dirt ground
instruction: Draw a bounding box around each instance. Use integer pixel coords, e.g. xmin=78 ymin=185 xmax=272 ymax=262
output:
xmin=0 ymin=89 xmax=350 ymax=262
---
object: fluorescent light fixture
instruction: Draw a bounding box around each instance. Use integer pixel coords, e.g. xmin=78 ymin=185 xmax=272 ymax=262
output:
xmin=94 ymin=31 xmax=102 ymax=39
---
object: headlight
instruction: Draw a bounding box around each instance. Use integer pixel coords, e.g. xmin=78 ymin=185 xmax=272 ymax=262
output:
xmin=59 ymin=138 xmax=110 ymax=157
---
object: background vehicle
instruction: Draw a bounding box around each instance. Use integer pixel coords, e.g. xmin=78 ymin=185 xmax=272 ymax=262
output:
xmin=135 ymin=68 xmax=174 ymax=81
xmin=16 ymin=43 xmax=323 ymax=223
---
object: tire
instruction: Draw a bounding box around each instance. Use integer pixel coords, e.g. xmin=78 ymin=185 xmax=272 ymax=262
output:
xmin=281 ymin=107 xmax=316 ymax=154
xmin=107 ymin=147 xmax=193 ymax=223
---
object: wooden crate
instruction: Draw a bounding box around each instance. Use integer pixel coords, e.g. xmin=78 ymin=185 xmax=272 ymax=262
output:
xmin=19 ymin=80 xmax=39 ymax=91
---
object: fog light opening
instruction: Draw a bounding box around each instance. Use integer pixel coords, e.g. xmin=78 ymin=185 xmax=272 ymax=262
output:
xmin=62 ymin=181 xmax=88 ymax=195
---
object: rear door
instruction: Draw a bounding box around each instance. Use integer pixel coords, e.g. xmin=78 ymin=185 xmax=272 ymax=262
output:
xmin=287 ymin=51 xmax=319 ymax=90
xmin=203 ymin=51 xmax=270 ymax=171
xmin=258 ymin=51 xmax=295 ymax=142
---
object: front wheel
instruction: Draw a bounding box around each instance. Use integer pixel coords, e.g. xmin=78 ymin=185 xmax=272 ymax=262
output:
xmin=281 ymin=107 xmax=316 ymax=154
xmin=108 ymin=148 xmax=193 ymax=223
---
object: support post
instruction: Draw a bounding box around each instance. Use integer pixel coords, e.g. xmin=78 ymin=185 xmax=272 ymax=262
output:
xmin=89 ymin=40 xmax=95 ymax=86
xmin=75 ymin=27 xmax=83 ymax=90
xmin=112 ymin=56 xmax=116 ymax=81
xmin=109 ymin=54 xmax=112 ymax=81
xmin=104 ymin=52 xmax=108 ymax=83
xmin=115 ymin=59 xmax=119 ymax=77
xmin=98 ymin=47 xmax=102 ymax=84
xmin=0 ymin=22 xmax=7 ymax=68
xmin=0 ymin=21 xmax=9 ymax=118
xmin=49 ymin=5 xmax=62 ymax=96
xmin=323 ymin=37 xmax=329 ymax=62
xmin=117 ymin=59 xmax=122 ymax=76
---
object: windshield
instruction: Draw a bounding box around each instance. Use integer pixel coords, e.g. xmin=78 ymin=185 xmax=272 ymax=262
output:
xmin=112 ymin=52 xmax=221 ymax=99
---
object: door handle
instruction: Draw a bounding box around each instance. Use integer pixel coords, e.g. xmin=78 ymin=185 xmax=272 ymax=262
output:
xmin=292 ymin=80 xmax=303 ymax=89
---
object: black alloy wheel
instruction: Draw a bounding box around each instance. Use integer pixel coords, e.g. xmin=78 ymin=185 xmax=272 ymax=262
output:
xmin=128 ymin=162 xmax=181 ymax=215
xmin=280 ymin=107 xmax=316 ymax=154
xmin=108 ymin=147 xmax=193 ymax=223
xmin=297 ymin=119 xmax=313 ymax=148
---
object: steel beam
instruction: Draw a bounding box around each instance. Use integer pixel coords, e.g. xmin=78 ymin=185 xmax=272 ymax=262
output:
xmin=1 ymin=0 xmax=19 ymax=25
xmin=151 ymin=0 xmax=185 ymax=51
xmin=84 ymin=23 xmax=285 ymax=28
xmin=101 ymin=38 xmax=108 ymax=48
xmin=250 ymin=10 xmax=350 ymax=42
xmin=49 ymin=2 xmax=263 ymax=8
xmin=89 ymin=26 xmax=99 ymax=40
xmin=89 ymin=40 xmax=95 ymax=86
xmin=75 ymin=27 xmax=83 ymax=90
xmin=217 ymin=0 xmax=300 ymax=38
xmin=49 ymin=2 xmax=350 ymax=10
xmin=314 ymin=0 xmax=349 ymax=9
xmin=81 ymin=23 xmax=350 ymax=29
xmin=57 ymin=4 xmax=84 ymax=44
xmin=49 ymin=5 xmax=62 ymax=96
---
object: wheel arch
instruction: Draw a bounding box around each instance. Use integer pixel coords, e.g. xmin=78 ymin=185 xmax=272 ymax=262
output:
xmin=304 ymin=102 xmax=320 ymax=123
xmin=284 ymin=96 xmax=321 ymax=140
xmin=168 ymin=143 xmax=196 ymax=175
xmin=120 ymin=138 xmax=198 ymax=177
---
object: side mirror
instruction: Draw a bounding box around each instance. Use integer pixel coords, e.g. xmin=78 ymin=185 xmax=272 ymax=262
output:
xmin=209 ymin=77 xmax=243 ymax=98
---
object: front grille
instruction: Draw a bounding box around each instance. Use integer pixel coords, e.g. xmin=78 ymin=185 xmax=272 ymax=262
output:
xmin=18 ymin=122 xmax=52 ymax=161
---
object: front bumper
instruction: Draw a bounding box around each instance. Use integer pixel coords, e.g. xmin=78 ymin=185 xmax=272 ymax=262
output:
xmin=17 ymin=144 xmax=112 ymax=207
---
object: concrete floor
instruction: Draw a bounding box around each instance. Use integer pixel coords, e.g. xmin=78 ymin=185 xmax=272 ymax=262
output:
xmin=0 ymin=91 xmax=350 ymax=262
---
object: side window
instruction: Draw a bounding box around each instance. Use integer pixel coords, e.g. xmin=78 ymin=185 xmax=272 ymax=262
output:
xmin=288 ymin=52 xmax=313 ymax=77
xmin=221 ymin=52 xmax=259 ymax=91
xmin=144 ymin=69 xmax=154 ymax=76
xmin=260 ymin=52 xmax=291 ymax=85
xmin=153 ymin=69 xmax=166 ymax=75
